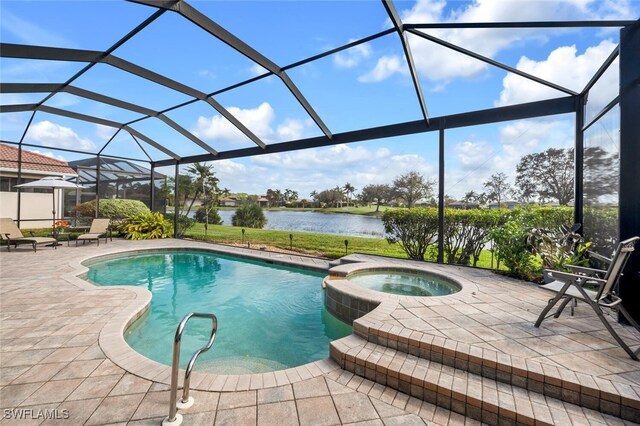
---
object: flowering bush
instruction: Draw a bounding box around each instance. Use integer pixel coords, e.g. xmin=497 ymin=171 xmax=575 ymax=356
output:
xmin=52 ymin=220 xmax=70 ymax=235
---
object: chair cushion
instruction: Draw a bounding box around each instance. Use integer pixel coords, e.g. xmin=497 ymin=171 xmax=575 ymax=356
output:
xmin=77 ymin=233 xmax=103 ymax=240
xmin=539 ymin=280 xmax=598 ymax=301
xmin=14 ymin=237 xmax=57 ymax=244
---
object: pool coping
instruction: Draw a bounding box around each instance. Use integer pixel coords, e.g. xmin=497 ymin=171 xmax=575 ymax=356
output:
xmin=64 ymin=240 xmax=342 ymax=392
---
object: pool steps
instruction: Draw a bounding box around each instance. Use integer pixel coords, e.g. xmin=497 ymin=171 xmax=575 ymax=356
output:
xmin=329 ymin=316 xmax=640 ymax=425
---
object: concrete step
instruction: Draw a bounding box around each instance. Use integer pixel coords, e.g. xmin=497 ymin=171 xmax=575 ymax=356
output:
xmin=330 ymin=335 xmax=636 ymax=426
xmin=347 ymin=314 xmax=640 ymax=423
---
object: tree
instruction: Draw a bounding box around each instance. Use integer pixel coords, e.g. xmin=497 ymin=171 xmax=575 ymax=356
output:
xmin=315 ymin=188 xmax=344 ymax=207
xmin=284 ymin=188 xmax=298 ymax=203
xmin=463 ymin=190 xmax=487 ymax=205
xmin=483 ymin=172 xmax=514 ymax=206
xmin=583 ymin=146 xmax=619 ymax=203
xmin=343 ymin=183 xmax=356 ymax=207
xmin=169 ymin=174 xmax=194 ymax=213
xmin=360 ymin=184 xmax=392 ymax=212
xmin=265 ymin=188 xmax=282 ymax=207
xmin=185 ymin=163 xmax=220 ymax=233
xmin=392 ymin=171 xmax=435 ymax=208
xmin=185 ymin=162 xmax=219 ymax=216
xmin=515 ymin=148 xmax=573 ymax=204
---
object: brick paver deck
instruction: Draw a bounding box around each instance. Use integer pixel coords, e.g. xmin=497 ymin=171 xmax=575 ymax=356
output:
xmin=1 ymin=239 xmax=638 ymax=425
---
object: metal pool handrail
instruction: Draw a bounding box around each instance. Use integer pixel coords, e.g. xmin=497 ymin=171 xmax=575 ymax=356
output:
xmin=163 ymin=312 xmax=217 ymax=426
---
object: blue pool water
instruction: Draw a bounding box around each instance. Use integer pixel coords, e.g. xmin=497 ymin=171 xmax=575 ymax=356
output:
xmin=85 ymin=250 xmax=351 ymax=374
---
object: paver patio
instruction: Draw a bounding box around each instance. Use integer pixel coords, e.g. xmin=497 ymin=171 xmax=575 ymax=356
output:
xmin=1 ymin=238 xmax=638 ymax=425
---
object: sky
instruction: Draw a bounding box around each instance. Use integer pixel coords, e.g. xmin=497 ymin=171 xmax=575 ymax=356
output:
xmin=0 ymin=0 xmax=636 ymax=200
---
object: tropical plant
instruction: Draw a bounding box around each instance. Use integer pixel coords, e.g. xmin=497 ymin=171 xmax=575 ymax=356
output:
xmin=120 ymin=212 xmax=172 ymax=240
xmin=343 ymin=182 xmax=356 ymax=207
xmin=382 ymin=208 xmax=439 ymax=260
xmin=526 ymin=223 xmax=591 ymax=272
xmin=232 ymin=204 xmax=267 ymax=228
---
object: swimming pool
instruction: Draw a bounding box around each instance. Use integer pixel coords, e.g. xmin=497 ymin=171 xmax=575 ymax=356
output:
xmin=85 ymin=250 xmax=351 ymax=374
xmin=348 ymin=270 xmax=461 ymax=297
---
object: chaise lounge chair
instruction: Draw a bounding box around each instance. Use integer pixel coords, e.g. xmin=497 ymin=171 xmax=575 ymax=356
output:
xmin=534 ymin=236 xmax=640 ymax=360
xmin=0 ymin=218 xmax=58 ymax=252
xmin=76 ymin=218 xmax=111 ymax=246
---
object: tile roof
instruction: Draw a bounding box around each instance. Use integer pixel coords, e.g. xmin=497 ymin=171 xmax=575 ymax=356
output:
xmin=0 ymin=144 xmax=76 ymax=175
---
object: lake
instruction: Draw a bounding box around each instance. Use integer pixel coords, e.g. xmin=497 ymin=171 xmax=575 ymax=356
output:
xmin=217 ymin=210 xmax=385 ymax=239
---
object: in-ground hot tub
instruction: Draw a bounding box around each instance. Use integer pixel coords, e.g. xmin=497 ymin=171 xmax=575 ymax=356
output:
xmin=347 ymin=270 xmax=460 ymax=297
xmin=324 ymin=263 xmax=464 ymax=324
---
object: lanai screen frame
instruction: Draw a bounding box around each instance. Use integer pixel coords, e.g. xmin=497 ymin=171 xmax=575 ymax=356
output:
xmin=0 ymin=1 xmax=638 ymax=318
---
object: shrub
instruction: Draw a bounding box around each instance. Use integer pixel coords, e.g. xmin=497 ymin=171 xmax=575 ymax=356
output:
xmin=165 ymin=213 xmax=195 ymax=237
xmin=443 ymin=209 xmax=503 ymax=266
xmin=75 ymin=199 xmax=150 ymax=222
xmin=194 ymin=206 xmax=222 ymax=225
xmin=584 ymin=206 xmax=618 ymax=255
xmin=120 ymin=212 xmax=172 ymax=240
xmin=232 ymin=204 xmax=267 ymax=229
xmin=382 ymin=208 xmax=438 ymax=260
xmin=491 ymin=213 xmax=542 ymax=281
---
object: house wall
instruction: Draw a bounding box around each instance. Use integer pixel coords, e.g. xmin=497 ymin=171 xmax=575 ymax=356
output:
xmin=0 ymin=192 xmax=62 ymax=229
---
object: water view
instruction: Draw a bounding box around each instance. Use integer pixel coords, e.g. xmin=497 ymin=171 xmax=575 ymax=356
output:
xmin=217 ymin=210 xmax=385 ymax=239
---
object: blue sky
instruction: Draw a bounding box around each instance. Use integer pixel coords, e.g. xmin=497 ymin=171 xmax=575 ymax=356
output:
xmin=0 ymin=0 xmax=636 ymax=199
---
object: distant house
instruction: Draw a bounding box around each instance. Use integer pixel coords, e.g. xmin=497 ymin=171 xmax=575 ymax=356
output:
xmin=448 ymin=202 xmax=480 ymax=210
xmin=220 ymin=197 xmax=239 ymax=207
xmin=257 ymin=196 xmax=269 ymax=207
xmin=488 ymin=200 xmax=519 ymax=209
xmin=0 ymin=143 xmax=77 ymax=228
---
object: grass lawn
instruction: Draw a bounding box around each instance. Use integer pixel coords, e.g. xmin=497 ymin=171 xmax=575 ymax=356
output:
xmin=185 ymin=223 xmax=502 ymax=270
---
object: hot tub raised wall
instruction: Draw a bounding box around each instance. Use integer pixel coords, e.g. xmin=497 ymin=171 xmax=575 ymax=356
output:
xmin=323 ymin=277 xmax=382 ymax=325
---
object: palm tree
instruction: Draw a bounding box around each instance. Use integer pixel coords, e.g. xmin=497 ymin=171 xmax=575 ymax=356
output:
xmin=343 ymin=183 xmax=356 ymax=207
xmin=185 ymin=162 xmax=219 ymax=217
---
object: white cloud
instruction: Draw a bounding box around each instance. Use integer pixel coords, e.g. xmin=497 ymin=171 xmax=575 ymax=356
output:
xmin=95 ymin=124 xmax=117 ymax=141
xmin=334 ymin=42 xmax=372 ymax=69
xmin=29 ymin=149 xmax=66 ymax=162
xmin=445 ymin=118 xmax=574 ymax=198
xmin=454 ymin=141 xmax=494 ymax=170
xmin=249 ymin=63 xmax=269 ymax=77
xmin=198 ymin=69 xmax=216 ymax=79
xmin=213 ymin=145 xmax=438 ymax=197
xmin=252 ymin=144 xmax=391 ymax=170
xmin=25 ymin=120 xmax=96 ymax=151
xmin=0 ymin=9 xmax=75 ymax=47
xmin=193 ymin=102 xmax=311 ymax=143
xmin=497 ymin=39 xmax=618 ymax=107
xmin=358 ymin=55 xmax=408 ymax=83
xmin=361 ymin=0 xmax=635 ymax=84
xmin=193 ymin=102 xmax=310 ymax=144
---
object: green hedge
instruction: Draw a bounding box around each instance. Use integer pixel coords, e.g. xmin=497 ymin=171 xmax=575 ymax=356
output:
xmin=383 ymin=206 xmax=575 ymax=280
xmin=75 ymin=199 xmax=150 ymax=221
xmin=382 ymin=208 xmax=438 ymax=260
